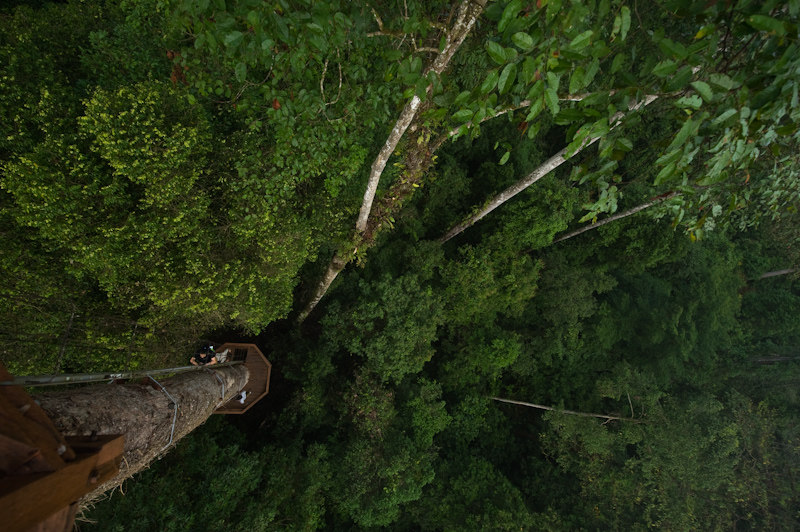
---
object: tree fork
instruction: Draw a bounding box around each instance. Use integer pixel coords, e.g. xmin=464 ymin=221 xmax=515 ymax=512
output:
xmin=35 ymin=364 xmax=249 ymax=499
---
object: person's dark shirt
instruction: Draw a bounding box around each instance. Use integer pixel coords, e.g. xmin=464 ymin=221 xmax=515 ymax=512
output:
xmin=193 ymin=347 xmax=216 ymax=365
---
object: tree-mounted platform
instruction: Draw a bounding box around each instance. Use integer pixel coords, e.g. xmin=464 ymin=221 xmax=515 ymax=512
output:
xmin=213 ymin=343 xmax=271 ymax=414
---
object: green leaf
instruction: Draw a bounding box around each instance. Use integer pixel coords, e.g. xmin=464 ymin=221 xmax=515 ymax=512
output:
xmin=569 ymin=30 xmax=593 ymax=50
xmin=615 ymin=138 xmax=633 ymax=152
xmin=480 ymin=70 xmax=499 ymax=94
xmin=504 ymin=47 xmax=518 ymax=63
xmin=546 ymin=71 xmax=560 ymax=93
xmin=611 ymin=53 xmax=625 ymax=73
xmin=569 ymin=67 xmax=585 ymax=94
xmin=522 ymin=57 xmax=537 ymax=84
xmin=452 ymin=109 xmax=474 ymax=123
xmin=668 ymin=116 xmax=701 ymax=151
xmin=196 ymin=0 xmax=210 ymax=12
xmin=712 ymin=108 xmax=738 ymax=125
xmin=194 ymin=33 xmax=206 ymax=49
xmin=235 ymin=62 xmax=247 ymax=82
xmin=654 ymin=161 xmax=678 ymax=185
xmin=652 ymin=60 xmax=677 ymax=77
xmin=697 ymin=151 xmax=732 ymax=185
xmin=527 ymin=122 xmax=542 ymax=139
xmin=750 ymin=84 xmax=781 ymax=110
xmin=708 ymin=73 xmax=733 ymax=92
xmin=498 ymin=64 xmax=517 ymax=95
xmin=212 ymin=0 xmax=225 ymax=9
xmin=486 ymin=41 xmax=507 ymax=65
xmin=512 ymin=32 xmax=534 ymax=50
xmin=499 ymin=0 xmax=522 ymax=33
xmin=224 ymin=31 xmax=244 ymax=49
xmin=747 ymin=15 xmax=787 ymax=36
xmin=656 ymin=149 xmax=681 ymax=166
xmin=676 ymin=95 xmax=702 ymax=110
xmin=261 ymin=38 xmax=274 ymax=51
xmin=545 ymin=88 xmax=560 ymax=115
xmin=659 ymin=38 xmax=688 ymax=60
xmin=453 ymin=91 xmax=471 ymax=107
xmin=665 ymin=66 xmax=693 ymax=92
xmin=620 ymin=6 xmax=631 ymax=41
xmin=206 ymin=31 xmax=217 ymax=51
xmin=583 ymin=59 xmax=600 ymax=88
xmin=473 ymin=107 xmax=486 ymax=126
xmin=527 ymin=80 xmax=544 ymax=100
xmin=691 ymin=81 xmax=713 ymax=102
xmin=526 ymin=98 xmax=544 ymax=122
xmin=499 ymin=151 xmax=511 ymax=165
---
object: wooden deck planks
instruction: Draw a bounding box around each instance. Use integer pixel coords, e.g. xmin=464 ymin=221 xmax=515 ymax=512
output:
xmin=213 ymin=343 xmax=271 ymax=415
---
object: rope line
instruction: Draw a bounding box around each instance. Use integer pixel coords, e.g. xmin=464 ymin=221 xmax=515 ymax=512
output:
xmin=147 ymin=374 xmax=179 ymax=453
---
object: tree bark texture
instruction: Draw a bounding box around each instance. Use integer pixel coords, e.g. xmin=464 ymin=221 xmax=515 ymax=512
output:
xmin=552 ymin=193 xmax=679 ymax=244
xmin=439 ymin=95 xmax=659 ymax=243
xmin=35 ymin=364 xmax=249 ymax=499
xmin=355 ymin=0 xmax=487 ymax=234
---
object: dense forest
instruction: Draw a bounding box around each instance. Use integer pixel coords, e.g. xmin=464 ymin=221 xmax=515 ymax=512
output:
xmin=2 ymin=0 xmax=800 ymax=530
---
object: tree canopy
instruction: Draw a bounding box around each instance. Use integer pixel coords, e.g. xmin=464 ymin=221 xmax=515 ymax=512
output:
xmin=1 ymin=0 xmax=799 ymax=530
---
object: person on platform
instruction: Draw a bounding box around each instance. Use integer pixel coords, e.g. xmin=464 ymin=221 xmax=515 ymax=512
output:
xmin=190 ymin=345 xmax=217 ymax=366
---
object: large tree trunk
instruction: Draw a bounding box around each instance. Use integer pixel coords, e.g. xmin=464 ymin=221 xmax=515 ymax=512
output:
xmin=35 ymin=364 xmax=248 ymax=500
xmin=439 ymin=95 xmax=659 ymax=243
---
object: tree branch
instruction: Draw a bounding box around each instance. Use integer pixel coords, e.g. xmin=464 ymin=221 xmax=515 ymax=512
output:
xmin=356 ymin=0 xmax=486 ymax=234
xmin=491 ymin=396 xmax=644 ymax=423
xmin=438 ymin=95 xmax=659 ymax=243
xmin=552 ymin=192 xmax=680 ymax=244
xmin=297 ymin=0 xmax=487 ymax=323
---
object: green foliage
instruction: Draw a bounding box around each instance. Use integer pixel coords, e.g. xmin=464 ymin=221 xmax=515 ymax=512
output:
xmin=3 ymin=1 xmax=799 ymax=531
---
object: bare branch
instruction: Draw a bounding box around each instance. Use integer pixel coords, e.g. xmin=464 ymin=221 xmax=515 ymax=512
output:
xmin=552 ymin=193 xmax=680 ymax=244
xmin=438 ymin=95 xmax=659 ymax=243
xmin=491 ymin=397 xmax=645 ymax=423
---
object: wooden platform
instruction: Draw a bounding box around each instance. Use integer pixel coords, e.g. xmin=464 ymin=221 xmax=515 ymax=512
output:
xmin=213 ymin=343 xmax=271 ymax=415
xmin=0 ymin=362 xmax=123 ymax=532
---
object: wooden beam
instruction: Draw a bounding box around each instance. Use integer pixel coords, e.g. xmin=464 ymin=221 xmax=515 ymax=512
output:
xmin=0 ymin=363 xmax=74 ymax=465
xmin=0 ymin=435 xmax=124 ymax=532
